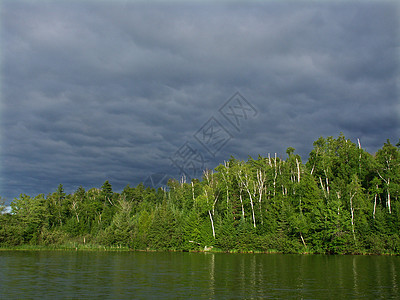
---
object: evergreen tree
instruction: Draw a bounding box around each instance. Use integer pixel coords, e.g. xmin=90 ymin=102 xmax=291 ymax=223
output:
xmin=1 ymin=134 xmax=399 ymax=254
xmin=101 ymin=180 xmax=113 ymax=204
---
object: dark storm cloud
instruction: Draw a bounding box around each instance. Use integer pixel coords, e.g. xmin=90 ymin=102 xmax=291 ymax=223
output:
xmin=0 ymin=1 xmax=398 ymax=202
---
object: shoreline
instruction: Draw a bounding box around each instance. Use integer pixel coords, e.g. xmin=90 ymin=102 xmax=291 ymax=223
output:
xmin=0 ymin=245 xmax=398 ymax=256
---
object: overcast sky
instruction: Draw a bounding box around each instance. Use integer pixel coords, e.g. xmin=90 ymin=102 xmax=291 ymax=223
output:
xmin=1 ymin=1 xmax=399 ymax=203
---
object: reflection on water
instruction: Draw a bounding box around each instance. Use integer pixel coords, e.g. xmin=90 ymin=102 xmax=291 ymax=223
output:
xmin=0 ymin=251 xmax=399 ymax=299
xmin=208 ymin=253 xmax=215 ymax=297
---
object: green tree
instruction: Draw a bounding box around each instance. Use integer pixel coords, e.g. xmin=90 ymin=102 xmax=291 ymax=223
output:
xmin=0 ymin=213 xmax=24 ymax=246
xmin=11 ymin=194 xmax=49 ymax=243
xmin=347 ymin=174 xmax=369 ymax=243
xmin=182 ymin=210 xmax=202 ymax=250
xmin=101 ymin=180 xmax=113 ymax=205
xmin=100 ymin=199 xmax=134 ymax=246
xmin=375 ymin=140 xmax=400 ymax=214
xmin=131 ymin=209 xmax=153 ymax=249
xmin=0 ymin=197 xmax=5 ymax=214
xmin=148 ymin=201 xmax=182 ymax=250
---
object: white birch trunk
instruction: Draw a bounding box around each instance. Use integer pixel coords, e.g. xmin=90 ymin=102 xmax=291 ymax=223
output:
xmin=273 ymin=153 xmax=277 ymax=197
xmin=296 ymin=158 xmax=301 ymax=183
xmin=239 ymin=185 xmax=245 ymax=220
xmin=208 ymin=210 xmax=215 ymax=239
xmin=238 ymin=171 xmax=257 ymax=228
xmin=377 ymin=171 xmax=392 ymax=214
xmin=350 ymin=191 xmax=356 ymax=241
xmin=387 ymin=178 xmax=391 ymax=214
xmin=257 ymin=169 xmax=265 ymax=224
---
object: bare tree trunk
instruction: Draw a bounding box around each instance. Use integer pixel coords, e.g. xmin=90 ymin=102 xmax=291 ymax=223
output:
xmin=387 ymin=178 xmax=391 ymax=214
xmin=234 ymin=168 xmax=246 ymax=221
xmin=239 ymin=183 xmax=245 ymax=220
xmin=320 ymin=177 xmax=327 ymax=199
xmin=72 ymin=200 xmax=80 ymax=223
xmin=336 ymin=191 xmax=341 ymax=215
xmin=273 ymin=153 xmax=277 ymax=198
xmin=257 ymin=169 xmax=265 ymax=225
xmin=300 ymin=233 xmax=307 ymax=248
xmin=358 ymin=138 xmax=362 ymax=176
xmin=204 ymin=171 xmax=219 ymax=238
xmin=377 ymin=171 xmax=392 ymax=214
xmin=247 ymin=188 xmax=256 ymax=228
xmin=350 ymin=191 xmax=356 ymax=241
xmin=324 ymin=170 xmax=330 ymax=197
xmin=191 ymin=181 xmax=195 ymax=202
xmin=239 ymin=171 xmax=256 ymax=228
xmin=310 ymin=147 xmax=319 ymax=175
xmin=296 ymin=158 xmax=301 ymax=183
xmin=208 ymin=210 xmax=215 ymax=239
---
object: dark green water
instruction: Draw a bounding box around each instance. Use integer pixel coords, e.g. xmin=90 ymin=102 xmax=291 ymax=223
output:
xmin=0 ymin=251 xmax=399 ymax=299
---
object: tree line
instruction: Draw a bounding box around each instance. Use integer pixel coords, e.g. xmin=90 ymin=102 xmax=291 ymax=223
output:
xmin=1 ymin=134 xmax=399 ymax=254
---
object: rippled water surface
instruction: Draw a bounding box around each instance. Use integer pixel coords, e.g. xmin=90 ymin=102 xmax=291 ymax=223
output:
xmin=0 ymin=251 xmax=399 ymax=299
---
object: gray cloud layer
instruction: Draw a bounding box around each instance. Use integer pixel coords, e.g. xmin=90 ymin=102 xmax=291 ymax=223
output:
xmin=1 ymin=1 xmax=399 ymax=202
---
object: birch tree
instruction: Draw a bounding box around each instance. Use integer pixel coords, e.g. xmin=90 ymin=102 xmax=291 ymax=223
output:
xmin=201 ymin=170 xmax=221 ymax=239
xmin=375 ymin=140 xmax=400 ymax=214
xmin=237 ymin=163 xmax=257 ymax=228
xmin=306 ymin=137 xmax=332 ymax=201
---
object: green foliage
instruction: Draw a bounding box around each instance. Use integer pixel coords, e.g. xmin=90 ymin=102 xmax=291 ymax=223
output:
xmin=148 ymin=202 xmax=183 ymax=250
xmin=131 ymin=209 xmax=153 ymax=249
xmin=101 ymin=180 xmax=113 ymax=203
xmin=10 ymin=194 xmax=49 ymax=243
xmin=0 ymin=214 xmax=25 ymax=246
xmin=39 ymin=227 xmax=69 ymax=246
xmin=0 ymin=197 xmax=5 ymax=214
xmin=215 ymin=217 xmax=238 ymax=250
xmin=1 ymin=134 xmax=399 ymax=254
xmin=99 ymin=200 xmax=135 ymax=246
xmin=182 ymin=210 xmax=202 ymax=250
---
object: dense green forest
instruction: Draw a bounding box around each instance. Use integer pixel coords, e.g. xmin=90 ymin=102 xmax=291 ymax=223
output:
xmin=1 ymin=134 xmax=399 ymax=254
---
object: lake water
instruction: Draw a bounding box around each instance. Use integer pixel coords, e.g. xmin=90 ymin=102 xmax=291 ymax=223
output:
xmin=0 ymin=251 xmax=399 ymax=299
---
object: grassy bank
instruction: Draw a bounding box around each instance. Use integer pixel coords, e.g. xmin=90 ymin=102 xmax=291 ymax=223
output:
xmin=1 ymin=244 xmax=398 ymax=255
